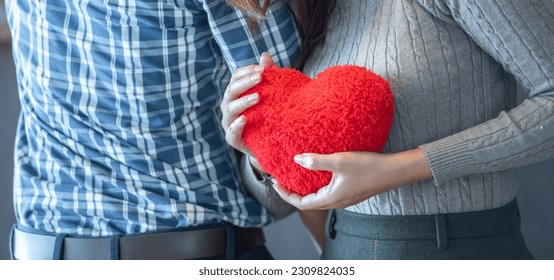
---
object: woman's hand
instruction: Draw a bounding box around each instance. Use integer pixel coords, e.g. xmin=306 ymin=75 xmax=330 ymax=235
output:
xmin=272 ymin=149 xmax=432 ymax=210
xmin=220 ymin=53 xmax=275 ymax=172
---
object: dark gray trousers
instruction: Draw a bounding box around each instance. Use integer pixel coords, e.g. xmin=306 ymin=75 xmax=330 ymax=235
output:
xmin=322 ymin=200 xmax=534 ymax=260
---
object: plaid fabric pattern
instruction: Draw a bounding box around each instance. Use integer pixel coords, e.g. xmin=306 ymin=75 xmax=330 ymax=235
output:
xmin=6 ymin=0 xmax=300 ymax=236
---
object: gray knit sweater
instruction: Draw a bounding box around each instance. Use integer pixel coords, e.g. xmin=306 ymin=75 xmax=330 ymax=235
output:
xmin=242 ymin=0 xmax=554 ymax=216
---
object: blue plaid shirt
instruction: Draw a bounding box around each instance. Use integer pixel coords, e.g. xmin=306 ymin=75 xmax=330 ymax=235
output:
xmin=6 ymin=0 xmax=300 ymax=236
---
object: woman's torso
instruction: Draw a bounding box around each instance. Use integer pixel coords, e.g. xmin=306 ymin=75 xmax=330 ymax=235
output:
xmin=304 ymin=0 xmax=519 ymax=215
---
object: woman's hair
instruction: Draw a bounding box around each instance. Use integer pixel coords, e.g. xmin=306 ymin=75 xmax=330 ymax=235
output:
xmin=226 ymin=0 xmax=336 ymax=69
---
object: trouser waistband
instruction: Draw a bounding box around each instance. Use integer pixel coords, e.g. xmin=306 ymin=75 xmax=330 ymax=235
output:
xmin=328 ymin=199 xmax=521 ymax=249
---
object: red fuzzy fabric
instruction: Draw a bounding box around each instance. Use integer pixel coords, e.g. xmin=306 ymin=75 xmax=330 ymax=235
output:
xmin=241 ymin=65 xmax=394 ymax=195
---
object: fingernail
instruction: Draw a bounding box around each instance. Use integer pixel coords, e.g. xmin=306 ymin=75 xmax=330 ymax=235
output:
xmin=247 ymin=93 xmax=259 ymax=104
xmin=294 ymin=154 xmax=309 ymax=166
xmin=250 ymin=73 xmax=261 ymax=82
xmin=237 ymin=115 xmax=246 ymax=124
xmin=254 ymin=65 xmax=264 ymax=72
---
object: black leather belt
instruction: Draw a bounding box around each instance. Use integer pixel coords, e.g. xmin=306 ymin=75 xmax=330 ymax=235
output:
xmin=11 ymin=225 xmax=265 ymax=260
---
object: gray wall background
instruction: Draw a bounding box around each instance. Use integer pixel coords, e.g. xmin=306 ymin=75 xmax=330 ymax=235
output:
xmin=1 ymin=45 xmax=552 ymax=260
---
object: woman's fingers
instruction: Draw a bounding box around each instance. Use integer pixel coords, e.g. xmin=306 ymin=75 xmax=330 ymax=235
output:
xmin=293 ymin=153 xmax=344 ymax=172
xmin=230 ymin=64 xmax=264 ymax=82
xmin=219 ymin=53 xmax=275 ymax=163
xmin=220 ymin=69 xmax=262 ymax=129
xmin=221 ymin=93 xmax=259 ymax=129
xmin=225 ymin=115 xmax=248 ymax=150
xmin=259 ymin=52 xmax=275 ymax=67
xmin=223 ymin=72 xmax=262 ymax=104
xmin=222 ymin=53 xmax=274 ymax=121
xmin=228 ymin=93 xmax=259 ymax=119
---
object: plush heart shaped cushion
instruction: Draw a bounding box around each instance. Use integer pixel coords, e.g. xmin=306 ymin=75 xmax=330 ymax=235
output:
xmin=241 ymin=65 xmax=394 ymax=196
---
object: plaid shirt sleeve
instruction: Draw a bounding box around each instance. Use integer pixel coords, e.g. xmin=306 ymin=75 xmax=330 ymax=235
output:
xmin=7 ymin=0 xmax=300 ymax=236
xmin=200 ymin=0 xmax=300 ymax=70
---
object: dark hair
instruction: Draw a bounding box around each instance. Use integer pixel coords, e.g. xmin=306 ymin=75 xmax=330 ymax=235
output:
xmin=226 ymin=0 xmax=336 ymax=70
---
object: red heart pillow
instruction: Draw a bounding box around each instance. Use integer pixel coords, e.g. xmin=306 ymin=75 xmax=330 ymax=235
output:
xmin=241 ymin=65 xmax=394 ymax=196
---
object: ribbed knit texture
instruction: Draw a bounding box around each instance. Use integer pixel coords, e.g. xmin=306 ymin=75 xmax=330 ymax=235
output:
xmin=303 ymin=0 xmax=554 ymax=215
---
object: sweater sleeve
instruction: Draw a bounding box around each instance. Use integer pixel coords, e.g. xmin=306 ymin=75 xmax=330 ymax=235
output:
xmin=239 ymin=154 xmax=296 ymax=220
xmin=419 ymin=0 xmax=554 ymax=185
